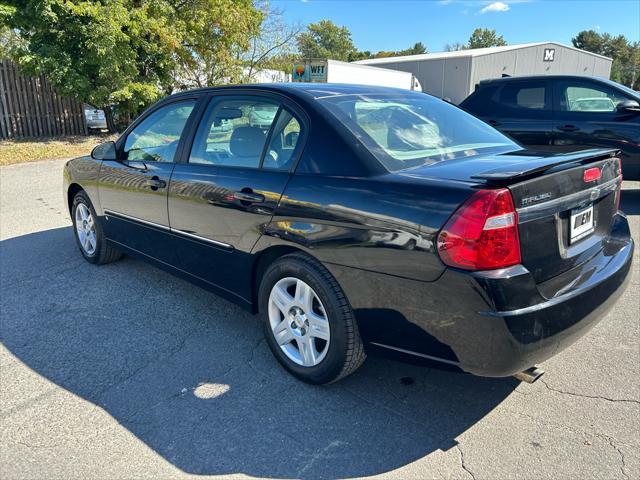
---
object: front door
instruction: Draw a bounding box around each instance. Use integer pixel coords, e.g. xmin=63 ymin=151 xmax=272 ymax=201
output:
xmin=168 ymin=94 xmax=305 ymax=298
xmin=552 ymin=79 xmax=640 ymax=178
xmin=99 ymin=99 xmax=198 ymax=262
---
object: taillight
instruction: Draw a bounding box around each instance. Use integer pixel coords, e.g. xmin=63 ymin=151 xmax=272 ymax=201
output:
xmin=583 ymin=167 xmax=601 ymax=183
xmin=437 ymin=188 xmax=521 ymax=270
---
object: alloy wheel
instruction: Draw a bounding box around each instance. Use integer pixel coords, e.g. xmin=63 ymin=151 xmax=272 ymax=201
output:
xmin=75 ymin=203 xmax=97 ymax=255
xmin=268 ymin=277 xmax=331 ymax=367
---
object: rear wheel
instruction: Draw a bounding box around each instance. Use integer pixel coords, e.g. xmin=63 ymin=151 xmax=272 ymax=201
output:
xmin=259 ymin=253 xmax=366 ymax=384
xmin=72 ymin=191 xmax=122 ymax=265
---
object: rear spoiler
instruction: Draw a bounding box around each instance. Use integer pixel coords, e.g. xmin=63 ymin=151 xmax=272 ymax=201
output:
xmin=472 ymin=149 xmax=620 ymax=183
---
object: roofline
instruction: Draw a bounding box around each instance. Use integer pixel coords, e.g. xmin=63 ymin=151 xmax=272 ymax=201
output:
xmin=354 ymin=42 xmax=612 ymax=65
xmin=478 ymin=74 xmax=613 ymax=82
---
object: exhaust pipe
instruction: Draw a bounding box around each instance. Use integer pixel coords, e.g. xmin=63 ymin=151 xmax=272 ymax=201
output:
xmin=514 ymin=366 xmax=545 ymax=384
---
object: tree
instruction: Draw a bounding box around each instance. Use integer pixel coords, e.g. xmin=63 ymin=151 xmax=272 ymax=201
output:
xmin=572 ymin=29 xmax=607 ymax=53
xmin=296 ymin=20 xmax=357 ymax=61
xmin=467 ymin=28 xmax=507 ymax=49
xmin=171 ymin=0 xmax=263 ymax=89
xmin=1 ymin=0 xmax=262 ymax=131
xmin=239 ymin=1 xmax=302 ymax=84
xmin=444 ymin=42 xmax=466 ymax=52
xmin=572 ymin=30 xmax=639 ymax=89
xmin=396 ymin=42 xmax=427 ymax=56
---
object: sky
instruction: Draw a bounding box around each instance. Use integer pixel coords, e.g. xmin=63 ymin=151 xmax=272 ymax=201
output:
xmin=272 ymin=0 xmax=640 ymax=53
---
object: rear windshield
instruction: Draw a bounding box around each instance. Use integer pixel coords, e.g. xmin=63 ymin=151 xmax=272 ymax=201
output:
xmin=318 ymin=92 xmax=520 ymax=171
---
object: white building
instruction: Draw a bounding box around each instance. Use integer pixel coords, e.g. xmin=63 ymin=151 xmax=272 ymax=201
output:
xmin=354 ymin=42 xmax=613 ymax=104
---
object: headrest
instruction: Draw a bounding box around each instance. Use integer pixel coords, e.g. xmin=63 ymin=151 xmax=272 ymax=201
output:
xmin=229 ymin=126 xmax=265 ymax=157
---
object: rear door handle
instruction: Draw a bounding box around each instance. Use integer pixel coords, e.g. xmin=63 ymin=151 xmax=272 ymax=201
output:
xmin=557 ymin=124 xmax=580 ymax=132
xmin=487 ymin=119 xmax=500 ymax=126
xmin=145 ymin=176 xmax=166 ymax=190
xmin=233 ymin=190 xmax=265 ymax=204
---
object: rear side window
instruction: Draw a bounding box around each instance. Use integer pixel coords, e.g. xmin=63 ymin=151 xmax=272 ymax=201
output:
xmin=499 ymin=81 xmax=548 ymax=110
xmin=558 ymin=81 xmax=630 ymax=112
xmin=190 ymin=98 xmax=279 ymax=168
xmin=263 ymin=110 xmax=302 ymax=170
xmin=189 ymin=96 xmax=302 ymax=170
xmin=461 ymin=85 xmax=499 ymax=116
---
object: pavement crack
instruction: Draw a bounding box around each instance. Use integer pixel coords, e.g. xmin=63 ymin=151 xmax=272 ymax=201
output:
xmin=598 ymin=433 xmax=629 ymax=480
xmin=246 ymin=336 xmax=266 ymax=376
xmin=455 ymin=444 xmax=476 ymax=480
xmin=539 ymin=378 xmax=640 ymax=405
xmin=297 ymin=440 xmax=345 ymax=477
xmin=91 ymin=327 xmax=199 ymax=403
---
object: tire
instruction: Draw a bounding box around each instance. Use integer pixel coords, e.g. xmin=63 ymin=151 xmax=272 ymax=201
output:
xmin=259 ymin=252 xmax=366 ymax=384
xmin=71 ymin=190 xmax=122 ymax=265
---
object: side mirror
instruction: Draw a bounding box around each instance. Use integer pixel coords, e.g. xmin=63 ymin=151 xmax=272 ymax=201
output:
xmin=91 ymin=141 xmax=117 ymax=160
xmin=617 ymin=99 xmax=640 ymax=113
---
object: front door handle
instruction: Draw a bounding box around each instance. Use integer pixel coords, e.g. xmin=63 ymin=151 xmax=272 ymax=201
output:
xmin=488 ymin=119 xmax=500 ymax=126
xmin=557 ymin=124 xmax=580 ymax=132
xmin=233 ymin=190 xmax=265 ymax=204
xmin=145 ymin=176 xmax=166 ymax=190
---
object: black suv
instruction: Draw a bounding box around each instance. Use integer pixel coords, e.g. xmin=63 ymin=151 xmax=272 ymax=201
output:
xmin=460 ymin=75 xmax=640 ymax=180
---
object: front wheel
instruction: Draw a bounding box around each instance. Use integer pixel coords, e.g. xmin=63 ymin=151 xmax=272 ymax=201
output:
xmin=259 ymin=253 xmax=366 ymax=384
xmin=71 ymin=191 xmax=122 ymax=265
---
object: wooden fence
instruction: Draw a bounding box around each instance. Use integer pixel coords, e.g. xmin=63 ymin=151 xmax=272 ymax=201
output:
xmin=0 ymin=59 xmax=88 ymax=139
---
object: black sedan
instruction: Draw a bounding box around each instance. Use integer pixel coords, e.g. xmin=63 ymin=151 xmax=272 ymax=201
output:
xmin=64 ymin=84 xmax=634 ymax=384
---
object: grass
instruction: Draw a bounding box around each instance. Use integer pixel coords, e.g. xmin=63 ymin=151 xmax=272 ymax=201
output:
xmin=0 ymin=134 xmax=118 ymax=166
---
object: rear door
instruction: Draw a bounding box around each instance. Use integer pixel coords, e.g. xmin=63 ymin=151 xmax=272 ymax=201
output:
xmin=552 ymin=79 xmax=640 ymax=176
xmin=99 ymin=98 xmax=199 ymax=263
xmin=490 ymin=79 xmax=554 ymax=150
xmin=168 ymin=93 xmax=306 ymax=296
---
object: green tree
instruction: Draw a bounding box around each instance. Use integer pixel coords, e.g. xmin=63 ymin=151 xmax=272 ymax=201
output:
xmin=572 ymin=30 xmax=639 ymax=89
xmin=296 ymin=20 xmax=357 ymax=61
xmin=572 ymin=29 xmax=607 ymax=53
xmin=467 ymin=28 xmax=507 ymax=49
xmin=444 ymin=42 xmax=466 ymax=52
xmin=1 ymin=0 xmax=262 ymax=131
xmin=396 ymin=42 xmax=427 ymax=56
xmin=241 ymin=1 xmax=301 ymax=83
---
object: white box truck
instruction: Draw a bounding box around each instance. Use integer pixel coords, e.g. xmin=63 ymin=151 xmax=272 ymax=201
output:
xmin=292 ymin=59 xmax=422 ymax=91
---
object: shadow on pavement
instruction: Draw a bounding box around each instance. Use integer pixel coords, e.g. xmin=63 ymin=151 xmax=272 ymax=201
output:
xmin=621 ymin=188 xmax=640 ymax=216
xmin=1 ymin=227 xmax=517 ymax=478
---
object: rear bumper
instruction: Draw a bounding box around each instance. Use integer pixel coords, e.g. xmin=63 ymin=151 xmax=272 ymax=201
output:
xmin=328 ymin=212 xmax=634 ymax=377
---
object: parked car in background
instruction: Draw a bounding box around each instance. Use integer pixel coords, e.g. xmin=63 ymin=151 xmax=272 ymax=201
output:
xmin=83 ymin=104 xmax=108 ymax=131
xmin=64 ymin=84 xmax=633 ymax=385
xmin=248 ymin=104 xmax=279 ymax=129
xmin=460 ymin=76 xmax=640 ymax=180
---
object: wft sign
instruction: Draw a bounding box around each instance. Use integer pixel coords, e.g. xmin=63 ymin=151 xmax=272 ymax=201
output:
xmin=308 ymin=62 xmax=328 ymax=82
xmin=291 ymin=61 xmax=328 ymax=82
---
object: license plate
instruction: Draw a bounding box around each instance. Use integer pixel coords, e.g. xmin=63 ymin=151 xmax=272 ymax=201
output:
xmin=570 ymin=204 xmax=594 ymax=244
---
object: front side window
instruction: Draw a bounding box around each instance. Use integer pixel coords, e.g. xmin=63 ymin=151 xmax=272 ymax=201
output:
xmin=319 ymin=92 xmax=519 ymax=171
xmin=190 ymin=97 xmax=302 ymax=170
xmin=559 ymin=82 xmax=629 ymax=113
xmin=124 ymin=100 xmax=196 ymax=163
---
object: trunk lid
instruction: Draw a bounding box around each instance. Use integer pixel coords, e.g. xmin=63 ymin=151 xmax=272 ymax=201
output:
xmin=403 ymin=148 xmax=623 ymax=287
xmin=507 ymin=151 xmax=622 ymax=285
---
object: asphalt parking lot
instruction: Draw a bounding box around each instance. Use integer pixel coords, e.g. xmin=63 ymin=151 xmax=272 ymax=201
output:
xmin=1 ymin=159 xmax=639 ymax=480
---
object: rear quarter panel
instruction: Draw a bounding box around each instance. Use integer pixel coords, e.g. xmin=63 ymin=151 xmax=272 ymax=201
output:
xmin=254 ymin=172 xmax=474 ymax=282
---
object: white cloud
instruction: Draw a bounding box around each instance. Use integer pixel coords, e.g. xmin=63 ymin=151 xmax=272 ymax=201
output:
xmin=480 ymin=2 xmax=510 ymax=14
